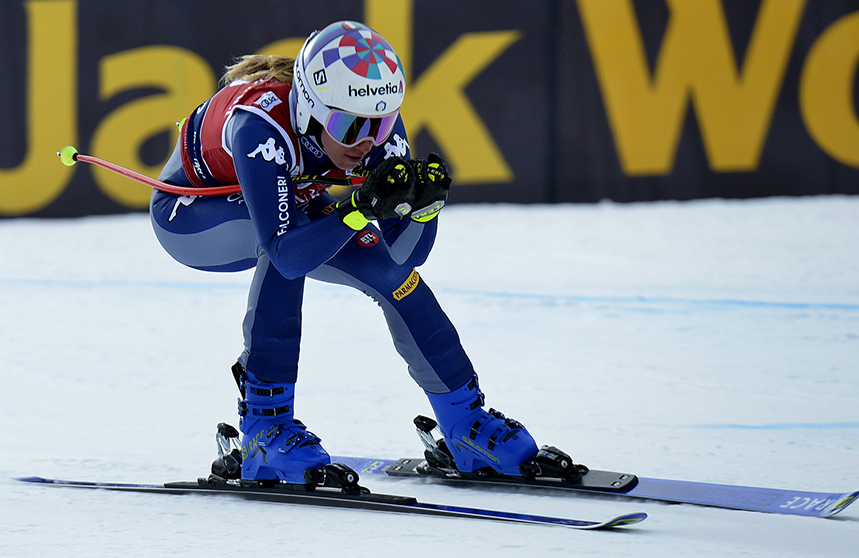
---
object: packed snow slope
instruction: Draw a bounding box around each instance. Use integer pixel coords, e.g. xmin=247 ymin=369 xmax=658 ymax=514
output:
xmin=1 ymin=197 xmax=857 ymax=557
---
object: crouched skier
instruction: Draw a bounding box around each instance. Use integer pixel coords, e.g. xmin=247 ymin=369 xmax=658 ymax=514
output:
xmin=149 ymin=20 xmax=545 ymax=483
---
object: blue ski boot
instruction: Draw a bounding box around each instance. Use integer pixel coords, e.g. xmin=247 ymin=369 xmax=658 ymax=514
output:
xmin=425 ymin=374 xmax=538 ymax=476
xmin=237 ymin=367 xmax=330 ymax=483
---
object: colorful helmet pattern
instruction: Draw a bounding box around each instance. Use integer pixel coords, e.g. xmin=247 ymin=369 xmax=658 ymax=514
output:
xmin=293 ymin=21 xmax=406 ymax=135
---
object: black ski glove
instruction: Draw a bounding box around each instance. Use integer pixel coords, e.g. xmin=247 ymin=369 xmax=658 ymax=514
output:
xmin=336 ymin=156 xmax=415 ymax=230
xmin=407 ymin=152 xmax=451 ymax=222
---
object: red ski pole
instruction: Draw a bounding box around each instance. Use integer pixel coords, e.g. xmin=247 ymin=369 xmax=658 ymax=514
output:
xmin=57 ymin=146 xmax=364 ymax=196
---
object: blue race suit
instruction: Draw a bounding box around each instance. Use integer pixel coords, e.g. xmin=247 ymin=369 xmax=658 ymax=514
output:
xmin=149 ymin=78 xmax=473 ymax=393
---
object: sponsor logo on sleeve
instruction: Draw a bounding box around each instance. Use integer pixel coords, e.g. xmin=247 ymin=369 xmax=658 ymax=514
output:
xmin=276 ymin=176 xmax=290 ymax=236
xmin=383 ymin=133 xmax=409 ymax=159
xmin=247 ymin=138 xmax=287 ymax=165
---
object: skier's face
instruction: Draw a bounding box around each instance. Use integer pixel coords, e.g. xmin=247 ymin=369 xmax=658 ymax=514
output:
xmin=321 ymin=129 xmax=373 ymax=170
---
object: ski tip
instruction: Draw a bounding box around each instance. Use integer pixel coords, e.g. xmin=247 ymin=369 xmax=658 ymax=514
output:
xmin=595 ymin=512 xmax=648 ymax=529
xmin=14 ymin=476 xmax=52 ymax=484
xmin=822 ymin=492 xmax=859 ymax=517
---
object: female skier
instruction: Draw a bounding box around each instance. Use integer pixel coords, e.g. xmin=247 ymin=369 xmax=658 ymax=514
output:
xmin=150 ymin=20 xmax=540 ymax=483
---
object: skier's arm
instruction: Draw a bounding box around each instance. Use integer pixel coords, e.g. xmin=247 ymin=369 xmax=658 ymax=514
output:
xmin=229 ymin=111 xmax=354 ymax=279
xmin=379 ymin=152 xmax=452 ymax=266
xmin=407 ymin=152 xmax=451 ymax=223
xmin=358 ymin=118 xmax=441 ymax=266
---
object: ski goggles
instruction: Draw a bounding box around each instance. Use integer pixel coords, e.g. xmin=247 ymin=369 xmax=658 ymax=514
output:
xmin=324 ymin=109 xmax=399 ymax=148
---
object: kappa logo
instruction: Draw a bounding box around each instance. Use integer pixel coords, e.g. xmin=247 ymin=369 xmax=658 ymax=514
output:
xmin=383 ymin=133 xmax=409 ymax=159
xmin=254 ymin=91 xmax=282 ymax=113
xmin=168 ymin=195 xmax=197 ymax=222
xmin=247 ymin=138 xmax=287 ymax=165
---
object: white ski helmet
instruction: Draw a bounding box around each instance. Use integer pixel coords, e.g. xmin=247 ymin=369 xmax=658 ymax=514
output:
xmin=293 ymin=21 xmax=405 ymax=146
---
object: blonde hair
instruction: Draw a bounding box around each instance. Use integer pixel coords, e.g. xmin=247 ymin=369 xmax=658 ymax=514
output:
xmin=221 ymin=54 xmax=295 ymax=86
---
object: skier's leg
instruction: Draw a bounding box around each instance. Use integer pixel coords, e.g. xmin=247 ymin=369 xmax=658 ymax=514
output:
xmin=232 ymin=361 xmax=330 ymax=483
xmin=305 ymin=203 xmax=537 ymax=475
xmin=307 ymin=223 xmax=473 ymax=393
xmin=422 ymin=374 xmax=538 ymax=476
xmin=150 ymin=187 xmax=328 ymax=482
xmin=233 ymin=253 xmax=331 ymax=482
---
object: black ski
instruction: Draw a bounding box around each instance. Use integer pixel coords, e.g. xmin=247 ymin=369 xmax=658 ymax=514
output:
xmin=14 ymin=475 xmax=647 ymax=530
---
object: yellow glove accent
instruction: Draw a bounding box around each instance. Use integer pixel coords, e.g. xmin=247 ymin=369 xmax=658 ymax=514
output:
xmin=386 ymin=163 xmax=409 ymax=184
xmin=336 ymin=193 xmax=371 ymax=231
xmin=410 ymin=200 xmax=445 ymax=222
xmin=342 ymin=210 xmax=370 ymax=231
xmin=427 ymin=162 xmax=443 ymax=182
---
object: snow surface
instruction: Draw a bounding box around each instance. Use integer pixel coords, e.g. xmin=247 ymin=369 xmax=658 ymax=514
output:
xmin=1 ymin=197 xmax=857 ymax=557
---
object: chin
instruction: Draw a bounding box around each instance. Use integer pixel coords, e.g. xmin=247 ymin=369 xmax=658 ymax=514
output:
xmin=337 ymin=158 xmax=361 ymax=170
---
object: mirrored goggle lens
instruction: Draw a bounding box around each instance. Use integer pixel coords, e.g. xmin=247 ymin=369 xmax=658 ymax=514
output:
xmin=325 ymin=111 xmax=398 ymax=147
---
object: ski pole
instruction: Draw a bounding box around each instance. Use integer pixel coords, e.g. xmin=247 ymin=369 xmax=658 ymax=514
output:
xmin=57 ymin=146 xmax=365 ymax=197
